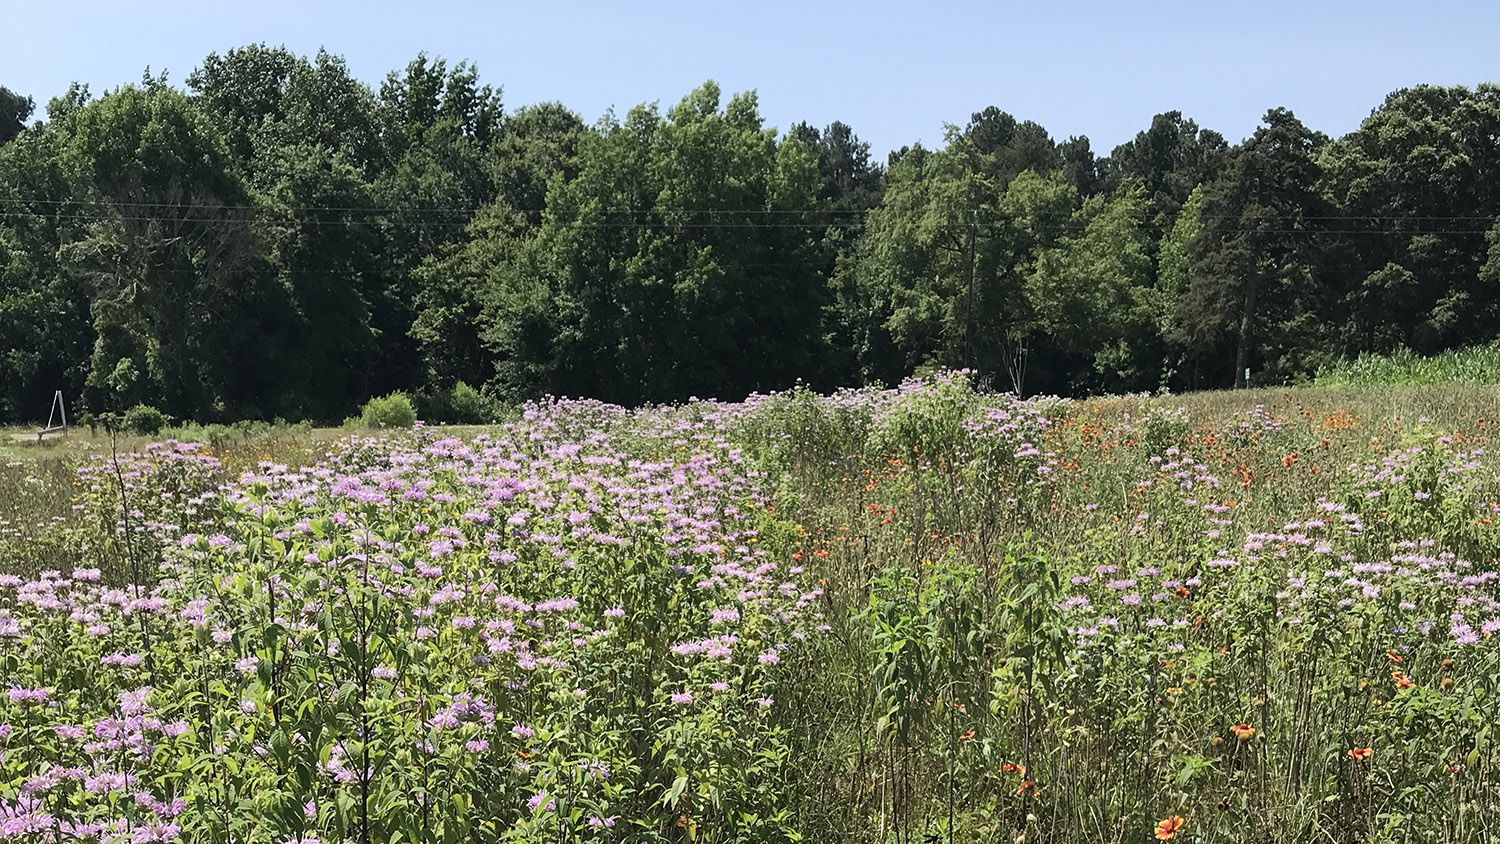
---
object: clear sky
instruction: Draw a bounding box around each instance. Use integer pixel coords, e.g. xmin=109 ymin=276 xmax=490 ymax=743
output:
xmin=5 ymin=1 xmax=1496 ymax=156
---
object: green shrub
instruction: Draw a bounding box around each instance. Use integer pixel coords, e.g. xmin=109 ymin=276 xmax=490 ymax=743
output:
xmin=422 ymin=381 xmax=494 ymax=425
xmin=161 ymin=418 xmax=305 ymax=448
xmin=354 ymin=392 xmax=418 ymax=429
xmin=447 ymin=382 xmax=492 ymax=424
xmin=733 ymin=384 xmax=877 ymax=470
xmin=1138 ymin=405 xmax=1192 ymax=453
xmin=867 ymin=371 xmax=978 ymax=465
xmin=121 ymin=404 xmax=169 ymax=436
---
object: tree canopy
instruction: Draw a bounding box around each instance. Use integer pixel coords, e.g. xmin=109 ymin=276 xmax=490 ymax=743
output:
xmin=3 ymin=52 xmax=1499 ymax=422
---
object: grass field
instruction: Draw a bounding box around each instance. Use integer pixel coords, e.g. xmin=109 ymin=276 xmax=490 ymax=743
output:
xmin=1 ymin=379 xmax=1499 ymax=843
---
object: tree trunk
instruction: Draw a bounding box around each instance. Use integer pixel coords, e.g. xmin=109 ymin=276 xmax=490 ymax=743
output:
xmin=1234 ymin=274 xmax=1258 ymax=388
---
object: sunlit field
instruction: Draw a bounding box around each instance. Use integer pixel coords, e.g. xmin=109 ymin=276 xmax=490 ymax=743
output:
xmin=3 ymin=376 xmax=1499 ymax=843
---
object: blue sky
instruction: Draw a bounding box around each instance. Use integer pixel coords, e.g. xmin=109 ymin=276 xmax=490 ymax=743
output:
xmin=5 ymin=1 xmax=1496 ymax=156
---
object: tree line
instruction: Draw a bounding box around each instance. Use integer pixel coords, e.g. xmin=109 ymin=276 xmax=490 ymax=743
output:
xmin=2 ymin=45 xmax=1499 ymax=423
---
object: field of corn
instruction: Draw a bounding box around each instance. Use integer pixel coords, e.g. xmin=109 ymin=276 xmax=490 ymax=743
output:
xmin=1316 ymin=343 xmax=1500 ymax=388
xmin=2 ymin=373 xmax=1499 ymax=843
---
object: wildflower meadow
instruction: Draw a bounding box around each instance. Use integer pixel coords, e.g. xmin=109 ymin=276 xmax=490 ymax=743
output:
xmin=2 ymin=373 xmax=1499 ymax=843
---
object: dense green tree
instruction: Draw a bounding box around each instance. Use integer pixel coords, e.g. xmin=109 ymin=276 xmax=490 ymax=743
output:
xmin=1058 ymin=135 xmax=1103 ymax=197
xmin=850 ymin=115 xmax=1078 ymax=392
xmin=55 ymin=82 xmax=267 ymax=418
xmin=1103 ymin=112 xmax=1228 ymax=225
xmin=1027 ymin=181 xmax=1155 ymax=390
xmin=488 ymin=102 xmax=587 ymax=221
xmin=1319 ymin=84 xmax=1500 ymax=355
xmin=368 ymin=55 xmax=505 ymax=394
xmin=0 ymin=122 xmax=93 ymax=420
xmin=1481 ymin=219 xmax=1500 ymax=300
xmin=188 ymin=45 xmax=381 ymax=173
xmin=409 ymin=103 xmax=586 ymax=390
xmin=478 ymin=83 xmax=832 ymax=403
xmin=8 ymin=48 xmax=1500 ymax=423
xmin=779 ymin=120 xmax=886 ymax=384
xmin=251 ymin=143 xmax=383 ymax=418
xmin=0 ymin=86 xmax=32 ymax=145
xmin=1181 ymin=109 xmax=1332 ymax=388
xmin=411 ymin=206 xmax=535 ymax=390
xmin=185 ymin=47 xmax=390 ymax=419
xmin=787 ymin=120 xmax=886 ymax=215
xmin=1155 ymin=184 xmax=1207 ymax=385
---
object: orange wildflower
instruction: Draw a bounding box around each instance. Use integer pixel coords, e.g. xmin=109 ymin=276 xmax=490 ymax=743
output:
xmin=1384 ymin=650 xmax=1402 ymax=664
xmin=1154 ymin=816 xmax=1185 ymax=840
xmin=1016 ymin=778 xmax=1038 ymax=797
xmin=1392 ymin=671 xmax=1415 ymax=690
xmin=1230 ymin=723 xmax=1256 ymax=741
xmin=1348 ymin=746 xmax=1373 ymax=761
xmin=959 ymin=730 xmax=976 ymax=741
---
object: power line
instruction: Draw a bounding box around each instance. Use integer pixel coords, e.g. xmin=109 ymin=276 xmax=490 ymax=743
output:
xmin=1 ymin=196 xmax=1498 ymax=223
xmin=0 ymin=210 xmax=869 ymax=229
xmin=0 ymin=210 xmax=1490 ymax=236
xmin=0 ymin=197 xmax=873 ymax=215
xmin=29 ymin=260 xmax=830 ymax=280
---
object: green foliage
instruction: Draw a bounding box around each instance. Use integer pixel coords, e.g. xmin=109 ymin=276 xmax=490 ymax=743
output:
xmin=1319 ymin=85 xmax=1500 ymax=355
xmin=353 ymin=391 xmax=417 ymax=429
xmin=1316 ymin=343 xmax=1500 ymax=386
xmin=477 ymin=82 xmax=841 ymax=403
xmin=4 ymin=53 xmax=1500 ymax=426
xmin=1102 ymin=110 xmax=1228 ymax=223
xmin=867 ymin=371 xmax=981 ymax=466
xmin=1027 ymin=180 xmax=1156 ymax=388
xmin=162 ymin=418 xmax=314 ymax=450
xmin=0 ymin=85 xmax=33 ymax=145
xmin=1180 ymin=108 xmax=1332 ymax=388
xmin=420 ymin=381 xmax=497 ymax=424
xmin=120 ymin=402 xmax=169 ymax=435
xmin=445 ymin=381 xmax=492 ymax=424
